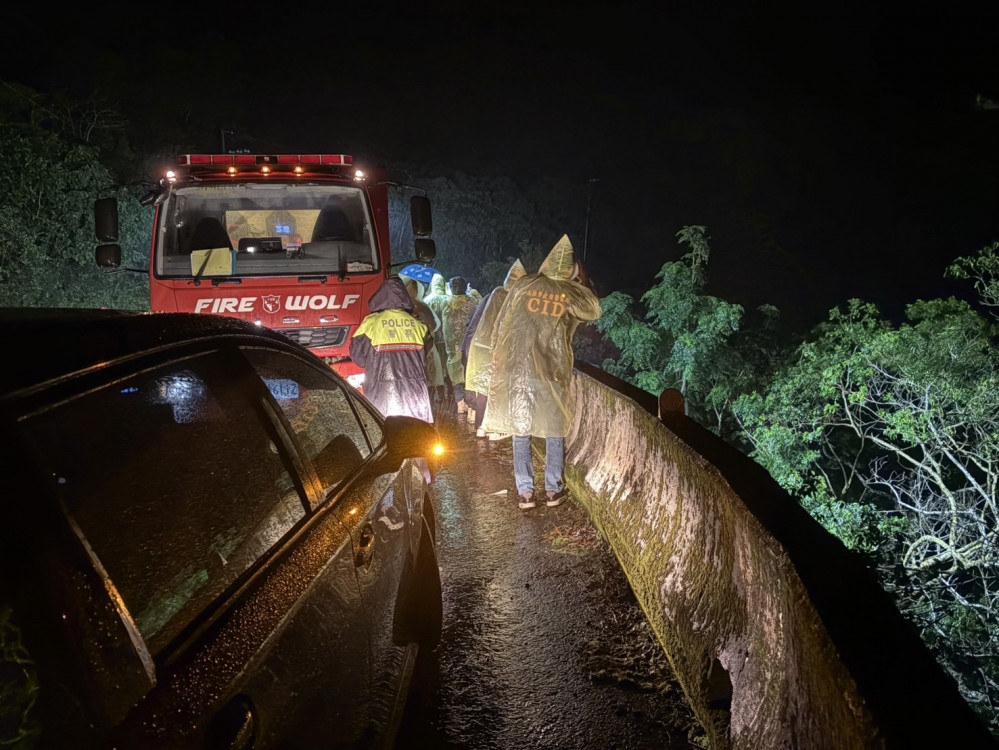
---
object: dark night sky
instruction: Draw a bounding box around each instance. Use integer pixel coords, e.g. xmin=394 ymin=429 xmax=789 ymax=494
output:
xmin=6 ymin=3 xmax=999 ymax=329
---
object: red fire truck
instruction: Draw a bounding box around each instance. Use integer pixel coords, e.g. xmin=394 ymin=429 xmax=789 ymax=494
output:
xmin=94 ymin=153 xmax=436 ymax=385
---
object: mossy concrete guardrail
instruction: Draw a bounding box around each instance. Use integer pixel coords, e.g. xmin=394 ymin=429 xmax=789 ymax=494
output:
xmin=564 ymin=362 xmax=995 ymax=750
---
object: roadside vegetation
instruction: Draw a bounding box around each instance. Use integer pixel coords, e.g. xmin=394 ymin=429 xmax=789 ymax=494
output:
xmin=596 ymin=226 xmax=999 ymax=735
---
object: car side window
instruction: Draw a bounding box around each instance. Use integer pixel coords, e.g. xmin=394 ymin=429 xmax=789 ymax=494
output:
xmin=352 ymin=396 xmax=384 ymax=450
xmin=20 ymin=351 xmax=306 ymax=657
xmin=241 ymin=348 xmax=372 ymax=498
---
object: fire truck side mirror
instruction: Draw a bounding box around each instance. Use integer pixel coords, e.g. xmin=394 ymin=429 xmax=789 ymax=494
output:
xmin=94 ymin=197 xmax=122 ymax=270
xmin=94 ymin=197 xmax=120 ymax=243
xmin=95 ymin=243 xmax=122 ymax=270
xmin=410 ymin=195 xmax=432 ymax=238
xmin=414 ymin=238 xmax=437 ymax=264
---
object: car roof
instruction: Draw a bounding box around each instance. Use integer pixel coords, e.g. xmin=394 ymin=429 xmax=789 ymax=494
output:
xmin=0 ymin=308 xmax=297 ymax=397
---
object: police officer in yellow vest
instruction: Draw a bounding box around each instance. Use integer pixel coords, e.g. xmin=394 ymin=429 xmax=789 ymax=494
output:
xmin=350 ymin=276 xmax=434 ymax=423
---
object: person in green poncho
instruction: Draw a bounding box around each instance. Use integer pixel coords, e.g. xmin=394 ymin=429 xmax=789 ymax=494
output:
xmin=440 ymin=276 xmax=478 ymax=413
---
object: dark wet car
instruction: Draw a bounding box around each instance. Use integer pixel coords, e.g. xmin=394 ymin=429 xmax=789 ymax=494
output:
xmin=0 ymin=309 xmax=443 ymax=749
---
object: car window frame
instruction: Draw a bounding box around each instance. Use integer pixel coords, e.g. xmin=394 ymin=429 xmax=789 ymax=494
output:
xmin=235 ymin=344 xmax=389 ymax=512
xmin=7 ymin=340 xmax=323 ymax=664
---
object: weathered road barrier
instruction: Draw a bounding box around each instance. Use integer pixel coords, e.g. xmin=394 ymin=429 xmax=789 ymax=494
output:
xmin=564 ymin=362 xmax=995 ymax=750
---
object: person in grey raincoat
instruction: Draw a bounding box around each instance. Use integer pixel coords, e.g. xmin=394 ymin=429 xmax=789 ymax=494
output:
xmin=483 ymin=235 xmax=602 ymax=509
xmin=463 ymin=258 xmax=526 ymax=437
xmin=350 ymin=276 xmax=434 ymax=423
xmin=440 ymin=276 xmax=479 ymax=413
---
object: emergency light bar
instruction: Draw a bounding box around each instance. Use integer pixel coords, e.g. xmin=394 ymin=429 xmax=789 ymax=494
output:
xmin=176 ymin=154 xmax=354 ymax=166
xmin=169 ymin=154 xmax=359 ymax=180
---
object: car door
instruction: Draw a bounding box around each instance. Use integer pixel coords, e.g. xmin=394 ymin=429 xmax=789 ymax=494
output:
xmin=14 ymin=345 xmax=372 ymax=749
xmin=239 ymin=347 xmax=420 ymax=738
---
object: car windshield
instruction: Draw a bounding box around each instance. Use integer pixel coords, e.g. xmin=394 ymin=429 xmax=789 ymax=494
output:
xmin=154 ymin=183 xmax=378 ymax=278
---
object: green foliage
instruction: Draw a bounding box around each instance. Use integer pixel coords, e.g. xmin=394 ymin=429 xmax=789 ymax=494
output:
xmin=595 ymin=226 xmax=781 ymax=435
xmin=735 ymin=275 xmax=999 ymax=732
xmin=947 ymin=240 xmax=999 ymax=319
xmin=0 ymin=124 xmax=150 ymax=309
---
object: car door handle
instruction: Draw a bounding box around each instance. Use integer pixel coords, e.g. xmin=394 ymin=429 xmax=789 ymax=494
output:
xmin=206 ymin=694 xmax=256 ymax=750
xmin=355 ymin=524 xmax=375 ymax=568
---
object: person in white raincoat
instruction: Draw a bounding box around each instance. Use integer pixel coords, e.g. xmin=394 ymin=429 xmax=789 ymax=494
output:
xmin=423 ymin=273 xmax=451 ymax=402
xmin=483 ymin=235 xmax=601 ymax=509
xmin=463 ymin=258 xmax=526 ymax=438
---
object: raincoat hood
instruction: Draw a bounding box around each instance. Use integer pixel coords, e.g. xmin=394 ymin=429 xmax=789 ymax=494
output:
xmin=482 ymin=239 xmax=602 ymax=439
xmin=428 ymin=273 xmax=447 ymax=297
xmin=503 ymin=259 xmax=527 ymax=289
xmin=368 ymin=277 xmax=414 ymax=314
xmin=539 ymin=235 xmax=575 ymax=281
xmin=402 ymin=277 xmax=424 ymax=301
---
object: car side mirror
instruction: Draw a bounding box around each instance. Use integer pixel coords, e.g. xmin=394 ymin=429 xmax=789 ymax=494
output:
xmin=375 ymin=415 xmax=441 ymax=473
xmin=94 ymin=197 xmax=123 ymax=270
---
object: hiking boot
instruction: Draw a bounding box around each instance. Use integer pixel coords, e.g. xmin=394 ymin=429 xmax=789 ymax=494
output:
xmin=518 ymin=492 xmax=536 ymax=510
xmin=457 ymin=401 xmax=468 ymax=414
xmin=546 ymin=489 xmax=567 ymax=507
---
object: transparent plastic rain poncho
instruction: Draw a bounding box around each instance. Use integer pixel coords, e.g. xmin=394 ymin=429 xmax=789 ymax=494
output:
xmin=465 ymin=259 xmax=526 ymax=397
xmin=422 ymin=273 xmax=450 ymax=386
xmin=403 ymin=277 xmax=445 ymax=388
xmin=483 ymin=236 xmax=602 ymax=438
xmin=423 ymin=273 xmax=449 ymax=340
xmin=440 ymin=284 xmax=479 ymax=384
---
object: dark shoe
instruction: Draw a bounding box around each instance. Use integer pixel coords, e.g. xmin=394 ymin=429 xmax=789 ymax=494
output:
xmin=546 ymin=489 xmax=567 ymax=507
xmin=518 ymin=492 xmax=536 ymax=510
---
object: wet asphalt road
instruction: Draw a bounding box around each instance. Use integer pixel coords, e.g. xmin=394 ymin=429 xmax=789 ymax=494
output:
xmin=394 ymin=405 xmax=701 ymax=750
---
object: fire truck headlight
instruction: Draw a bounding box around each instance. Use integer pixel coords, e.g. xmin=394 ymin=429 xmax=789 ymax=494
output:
xmin=346 ymin=373 xmax=365 ymax=390
xmin=353 ymin=169 xmax=366 ymax=181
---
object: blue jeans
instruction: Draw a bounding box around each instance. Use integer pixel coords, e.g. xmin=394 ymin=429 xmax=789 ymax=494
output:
xmin=513 ymin=435 xmax=564 ymax=497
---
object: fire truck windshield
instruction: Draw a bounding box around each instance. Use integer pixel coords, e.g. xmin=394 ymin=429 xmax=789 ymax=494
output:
xmin=154 ymin=183 xmax=378 ymax=278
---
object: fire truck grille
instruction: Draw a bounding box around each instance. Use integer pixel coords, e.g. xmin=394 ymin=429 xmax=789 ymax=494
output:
xmin=279 ymin=326 xmax=350 ymax=350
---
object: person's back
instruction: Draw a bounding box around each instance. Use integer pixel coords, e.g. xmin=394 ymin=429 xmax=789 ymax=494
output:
xmin=484 ymin=235 xmax=601 ymax=509
xmin=465 ymin=259 xmax=526 ymax=436
xmin=403 ymin=277 xmax=445 ymax=411
xmin=423 ymin=273 xmax=451 ymax=400
xmin=486 ymin=238 xmax=601 ymax=438
xmin=440 ymin=276 xmax=478 ymax=412
xmin=350 ymin=276 xmax=433 ymax=423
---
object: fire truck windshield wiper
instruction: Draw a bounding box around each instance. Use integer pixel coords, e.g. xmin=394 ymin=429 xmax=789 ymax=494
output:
xmin=297 ymin=241 xmax=349 ymax=283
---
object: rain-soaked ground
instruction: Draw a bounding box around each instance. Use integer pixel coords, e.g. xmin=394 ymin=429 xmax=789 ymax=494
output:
xmin=394 ymin=403 xmax=705 ymax=749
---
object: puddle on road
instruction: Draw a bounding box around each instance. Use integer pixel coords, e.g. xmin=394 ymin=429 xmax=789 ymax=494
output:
xmin=396 ymin=410 xmax=704 ymax=749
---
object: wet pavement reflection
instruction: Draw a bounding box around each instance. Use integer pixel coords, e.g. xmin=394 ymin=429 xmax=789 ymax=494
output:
xmin=395 ymin=405 xmax=702 ymax=749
